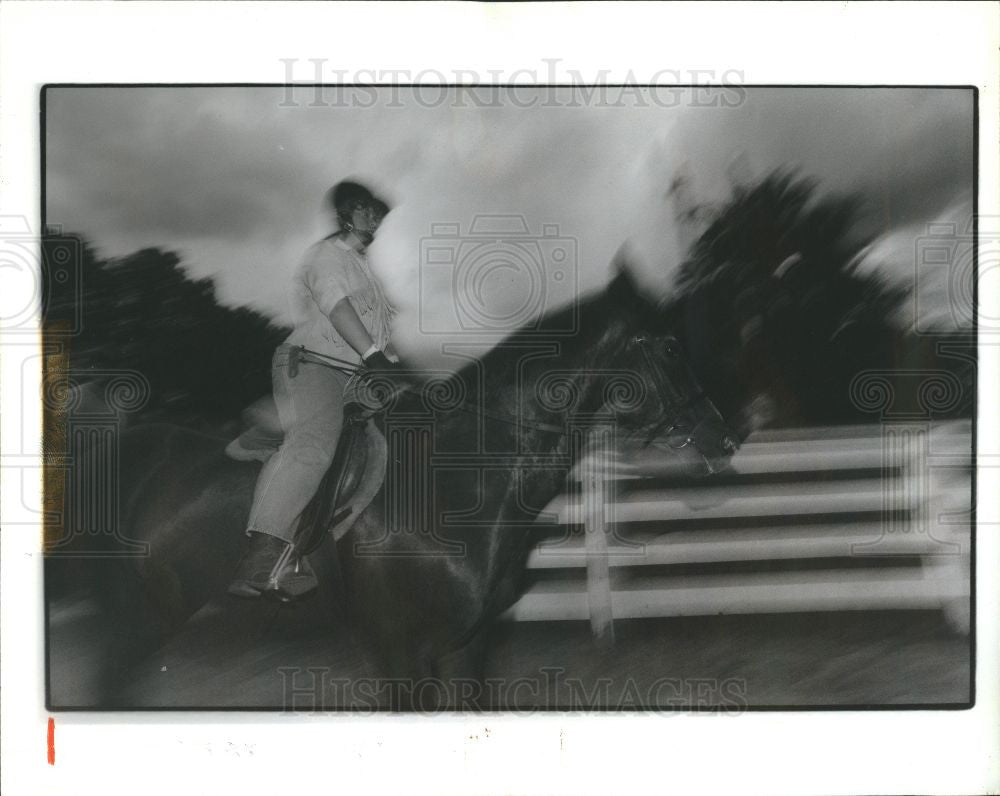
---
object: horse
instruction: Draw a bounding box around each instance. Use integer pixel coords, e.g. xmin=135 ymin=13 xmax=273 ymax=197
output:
xmin=83 ymin=267 xmax=740 ymax=709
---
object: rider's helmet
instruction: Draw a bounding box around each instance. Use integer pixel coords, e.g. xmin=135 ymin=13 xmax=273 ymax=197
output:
xmin=325 ymin=180 xmax=390 ymax=229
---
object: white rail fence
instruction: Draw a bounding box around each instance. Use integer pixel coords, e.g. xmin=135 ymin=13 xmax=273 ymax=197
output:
xmin=504 ymin=420 xmax=973 ymax=643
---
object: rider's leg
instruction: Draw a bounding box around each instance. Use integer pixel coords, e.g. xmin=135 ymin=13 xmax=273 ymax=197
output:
xmin=224 ymin=395 xmax=283 ymax=462
xmin=247 ymin=365 xmax=347 ymax=542
xmin=229 ymin=346 xmax=347 ymax=596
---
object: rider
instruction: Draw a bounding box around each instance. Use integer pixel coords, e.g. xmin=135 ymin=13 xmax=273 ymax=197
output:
xmin=228 ymin=179 xmax=400 ymax=598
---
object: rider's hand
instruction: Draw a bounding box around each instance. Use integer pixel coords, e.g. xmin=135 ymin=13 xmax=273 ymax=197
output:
xmin=362 ymin=350 xmax=397 ymax=372
xmin=359 ymin=349 xmax=408 ymax=409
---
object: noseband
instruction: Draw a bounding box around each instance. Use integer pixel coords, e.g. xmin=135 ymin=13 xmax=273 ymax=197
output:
xmin=630 ymin=335 xmax=708 ymax=448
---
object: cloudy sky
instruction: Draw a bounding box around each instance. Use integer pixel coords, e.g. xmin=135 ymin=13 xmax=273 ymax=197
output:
xmin=45 ymin=86 xmax=974 ymax=363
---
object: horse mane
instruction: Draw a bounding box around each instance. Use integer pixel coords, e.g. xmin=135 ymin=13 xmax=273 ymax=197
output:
xmin=392 ymin=267 xmax=676 ymax=423
xmin=451 ymin=283 xmax=626 ymax=393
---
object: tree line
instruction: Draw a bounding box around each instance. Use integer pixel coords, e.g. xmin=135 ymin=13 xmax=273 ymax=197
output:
xmin=42 ymin=169 xmax=973 ymax=433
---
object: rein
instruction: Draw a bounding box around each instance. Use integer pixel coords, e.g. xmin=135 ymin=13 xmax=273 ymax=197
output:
xmin=289 ymin=336 xmax=706 ymax=442
xmin=287 ymin=346 xmax=360 ymax=377
xmin=289 ymin=345 xmax=567 ymax=435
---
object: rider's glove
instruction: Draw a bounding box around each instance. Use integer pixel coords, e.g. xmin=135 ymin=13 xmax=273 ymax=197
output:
xmin=360 ymin=349 xmax=408 ymax=410
xmin=362 ymin=350 xmax=397 ymax=372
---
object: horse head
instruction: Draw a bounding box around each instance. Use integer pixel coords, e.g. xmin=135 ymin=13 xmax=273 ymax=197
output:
xmin=589 ymin=267 xmax=741 ymax=476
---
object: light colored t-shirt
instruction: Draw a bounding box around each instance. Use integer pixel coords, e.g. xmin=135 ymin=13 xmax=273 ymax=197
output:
xmin=284 ymin=236 xmax=394 ymax=362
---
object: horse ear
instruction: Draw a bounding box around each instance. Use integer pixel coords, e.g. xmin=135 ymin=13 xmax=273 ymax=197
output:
xmin=606 ymin=244 xmax=643 ymax=309
xmin=606 ymin=244 xmax=673 ymax=331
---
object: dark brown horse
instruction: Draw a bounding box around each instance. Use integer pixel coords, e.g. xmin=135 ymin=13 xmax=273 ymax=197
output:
xmin=88 ymin=269 xmax=739 ymax=708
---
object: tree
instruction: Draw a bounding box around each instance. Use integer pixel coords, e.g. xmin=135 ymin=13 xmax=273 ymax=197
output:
xmin=666 ymin=170 xmax=909 ymax=428
xmin=43 ymin=231 xmax=288 ymax=429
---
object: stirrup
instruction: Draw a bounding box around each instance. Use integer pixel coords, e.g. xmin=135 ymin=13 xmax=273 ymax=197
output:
xmin=266 ymin=544 xmax=318 ymax=602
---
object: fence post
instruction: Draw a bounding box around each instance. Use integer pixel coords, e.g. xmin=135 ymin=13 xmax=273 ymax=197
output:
xmin=583 ymin=426 xmax=615 ymax=647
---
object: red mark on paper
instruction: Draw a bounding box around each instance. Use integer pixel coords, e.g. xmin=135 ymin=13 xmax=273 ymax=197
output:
xmin=47 ymin=718 xmax=55 ymax=765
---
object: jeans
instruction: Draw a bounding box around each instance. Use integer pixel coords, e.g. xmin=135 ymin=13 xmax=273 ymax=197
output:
xmin=246 ymin=344 xmax=348 ymax=543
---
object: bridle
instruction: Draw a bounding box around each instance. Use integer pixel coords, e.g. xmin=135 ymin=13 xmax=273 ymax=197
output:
xmin=288 ymin=336 xmax=707 ymax=444
xmin=287 ymin=345 xmax=566 ymax=434
xmin=630 ymin=334 xmax=709 ymax=449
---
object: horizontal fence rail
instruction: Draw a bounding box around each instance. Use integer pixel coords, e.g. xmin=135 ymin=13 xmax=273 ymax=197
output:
xmin=503 ymin=420 xmax=973 ymax=641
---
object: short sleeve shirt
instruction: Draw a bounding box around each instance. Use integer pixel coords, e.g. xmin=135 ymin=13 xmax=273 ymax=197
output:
xmin=284 ymin=236 xmax=394 ymax=362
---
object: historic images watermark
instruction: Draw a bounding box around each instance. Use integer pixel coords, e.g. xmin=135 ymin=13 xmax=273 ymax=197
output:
xmin=418 ymin=215 xmax=579 ymax=338
xmin=277 ymin=59 xmax=747 ymax=109
xmin=848 ymin=370 xmax=970 ymax=558
xmin=1 ymin=216 xmax=152 ymax=556
xmin=913 ymin=214 xmax=996 ymax=335
xmin=356 ymin=213 xmax=662 ymax=559
xmin=357 ymin=358 xmax=649 ymax=559
xmin=278 ymin=665 xmax=749 ymax=713
xmin=1 ymin=217 xmax=83 ymax=336
xmin=40 ymin=365 xmax=152 ymax=557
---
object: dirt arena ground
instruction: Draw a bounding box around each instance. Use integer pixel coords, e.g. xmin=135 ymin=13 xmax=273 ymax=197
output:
xmin=48 ymin=588 xmax=971 ymax=711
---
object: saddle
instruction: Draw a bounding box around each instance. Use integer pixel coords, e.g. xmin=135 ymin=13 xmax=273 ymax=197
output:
xmin=223 ymin=360 xmax=405 ymax=601
xmin=293 ymin=402 xmax=388 ymax=551
xmin=225 ymin=400 xmax=388 ymax=549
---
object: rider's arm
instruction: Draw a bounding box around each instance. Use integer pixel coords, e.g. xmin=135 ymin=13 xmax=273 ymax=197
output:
xmin=329 ymin=298 xmax=376 ymax=358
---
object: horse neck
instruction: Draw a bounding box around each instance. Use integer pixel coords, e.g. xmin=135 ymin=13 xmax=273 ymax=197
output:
xmin=452 ymin=322 xmax=616 ymax=517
